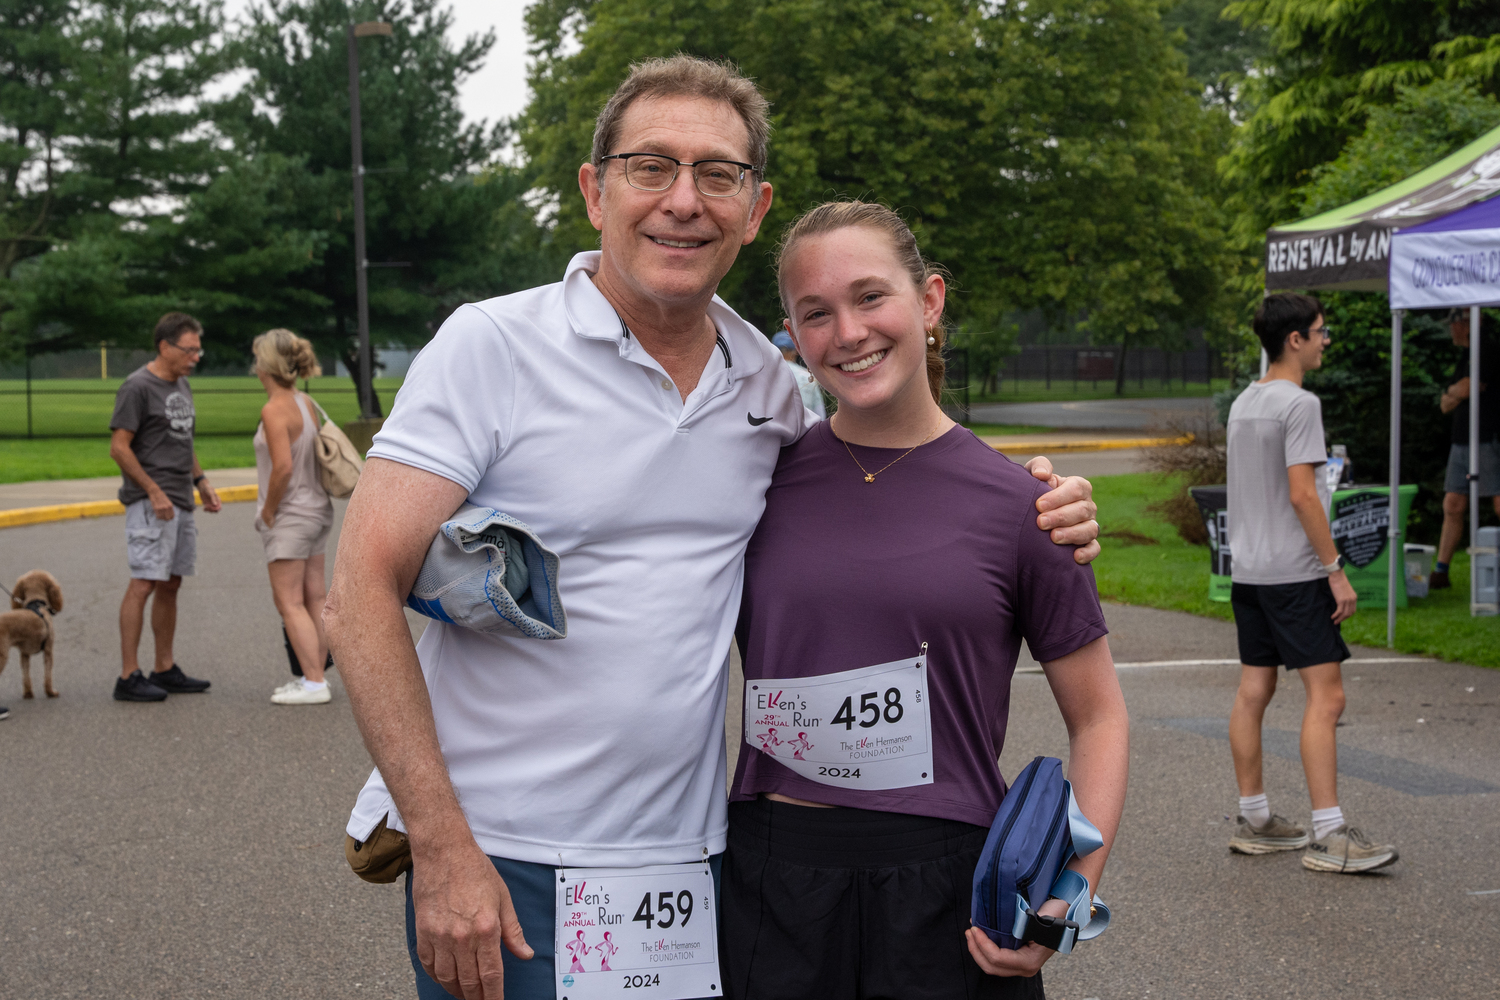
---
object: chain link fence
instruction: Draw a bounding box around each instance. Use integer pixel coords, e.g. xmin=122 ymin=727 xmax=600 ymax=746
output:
xmin=979 ymin=344 xmax=1227 ymax=397
xmin=1 ymin=348 xmax=375 ymax=439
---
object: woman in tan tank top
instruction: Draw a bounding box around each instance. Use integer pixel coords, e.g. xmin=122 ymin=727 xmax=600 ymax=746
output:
xmin=252 ymin=329 xmax=335 ymax=705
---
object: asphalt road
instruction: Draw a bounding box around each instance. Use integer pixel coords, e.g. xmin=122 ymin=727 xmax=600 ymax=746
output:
xmin=3 ymin=505 xmax=1497 ymax=999
xmin=971 ymin=397 xmax=1218 ymax=431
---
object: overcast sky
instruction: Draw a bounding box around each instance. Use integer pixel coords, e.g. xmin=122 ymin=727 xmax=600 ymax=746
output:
xmin=223 ymin=0 xmax=535 ymax=128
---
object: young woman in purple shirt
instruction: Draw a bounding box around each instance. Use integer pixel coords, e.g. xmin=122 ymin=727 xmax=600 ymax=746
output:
xmin=722 ymin=202 xmax=1130 ymax=1000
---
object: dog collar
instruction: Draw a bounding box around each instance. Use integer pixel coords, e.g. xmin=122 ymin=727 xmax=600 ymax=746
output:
xmin=24 ymin=599 xmax=50 ymax=619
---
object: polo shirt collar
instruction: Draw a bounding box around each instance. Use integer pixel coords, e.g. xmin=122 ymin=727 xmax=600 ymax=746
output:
xmin=561 ymin=251 xmax=767 ymax=380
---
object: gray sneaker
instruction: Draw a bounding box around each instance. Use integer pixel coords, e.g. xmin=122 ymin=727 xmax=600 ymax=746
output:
xmin=1229 ymin=814 xmax=1309 ymax=854
xmin=1302 ymin=825 xmax=1399 ymax=873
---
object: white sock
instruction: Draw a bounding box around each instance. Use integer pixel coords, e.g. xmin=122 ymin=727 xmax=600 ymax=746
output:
xmin=301 ymin=678 xmax=328 ymax=692
xmin=1238 ymin=793 xmax=1271 ymax=827
xmin=1311 ymin=806 xmax=1344 ymax=841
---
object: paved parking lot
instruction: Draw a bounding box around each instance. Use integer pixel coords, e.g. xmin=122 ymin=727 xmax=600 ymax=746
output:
xmin=2 ymin=504 xmax=1496 ymax=998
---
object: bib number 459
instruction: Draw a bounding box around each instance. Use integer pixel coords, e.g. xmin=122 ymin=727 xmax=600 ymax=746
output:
xmin=830 ymin=687 xmax=905 ymax=730
xmin=632 ymin=890 xmax=694 ymax=930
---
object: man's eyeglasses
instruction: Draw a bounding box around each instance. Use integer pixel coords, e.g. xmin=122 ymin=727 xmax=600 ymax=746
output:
xmin=599 ymin=153 xmax=758 ymax=198
xmin=1302 ymin=325 xmax=1332 ymax=343
xmin=165 ymin=340 xmax=204 ymax=358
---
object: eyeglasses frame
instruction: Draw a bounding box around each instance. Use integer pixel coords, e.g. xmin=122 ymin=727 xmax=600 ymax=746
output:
xmin=599 ymin=152 xmax=760 ymax=198
xmin=163 ymin=338 xmax=204 ymax=358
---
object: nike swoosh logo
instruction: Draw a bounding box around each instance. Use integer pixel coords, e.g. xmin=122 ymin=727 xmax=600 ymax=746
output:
xmin=747 ymin=413 xmax=773 ymax=426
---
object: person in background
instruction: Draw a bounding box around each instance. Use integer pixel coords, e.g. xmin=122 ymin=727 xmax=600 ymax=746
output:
xmin=252 ymin=329 xmax=335 ymax=706
xmin=1224 ymin=292 xmax=1396 ymax=873
xmin=772 ymin=329 xmax=826 ymax=418
xmin=1431 ymin=308 xmax=1499 ymax=589
xmin=109 ymin=312 xmax=221 ymax=702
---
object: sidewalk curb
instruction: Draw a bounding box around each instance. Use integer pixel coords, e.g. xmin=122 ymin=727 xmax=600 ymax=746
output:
xmin=988 ymin=434 xmax=1192 ymax=455
xmin=0 ymin=484 xmax=259 ymax=529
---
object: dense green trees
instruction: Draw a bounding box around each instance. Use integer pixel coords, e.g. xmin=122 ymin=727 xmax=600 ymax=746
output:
xmin=1223 ymin=0 xmax=1500 ymax=240
xmin=522 ymin=0 xmax=1239 ymax=364
xmin=2 ymin=0 xmax=1493 ymax=411
xmin=0 ymin=0 xmax=556 ymax=411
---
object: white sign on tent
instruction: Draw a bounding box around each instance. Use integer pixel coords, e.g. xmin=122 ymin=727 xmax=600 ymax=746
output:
xmin=1389 ymin=230 xmax=1500 ymax=309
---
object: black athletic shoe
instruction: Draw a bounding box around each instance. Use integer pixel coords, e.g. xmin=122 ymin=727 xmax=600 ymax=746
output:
xmin=115 ymin=670 xmax=169 ymax=702
xmin=0 ymin=704 xmax=10 ymax=721
xmin=1429 ymin=569 xmax=1451 ymax=590
xmin=151 ymin=664 xmax=211 ymax=694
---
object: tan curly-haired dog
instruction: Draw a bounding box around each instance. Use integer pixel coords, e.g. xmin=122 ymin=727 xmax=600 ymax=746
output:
xmin=2 ymin=570 xmax=63 ymax=699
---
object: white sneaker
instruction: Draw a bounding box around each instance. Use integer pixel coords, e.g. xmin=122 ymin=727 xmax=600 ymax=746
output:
xmin=271 ymin=681 xmax=332 ymax=705
xmin=273 ymin=678 xmax=302 ymax=696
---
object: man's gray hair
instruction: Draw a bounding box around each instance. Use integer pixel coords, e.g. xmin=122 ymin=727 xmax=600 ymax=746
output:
xmin=591 ymin=54 xmax=771 ymax=179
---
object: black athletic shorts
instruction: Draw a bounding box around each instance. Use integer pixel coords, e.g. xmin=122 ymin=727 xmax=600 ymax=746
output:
xmin=1231 ymin=579 xmax=1351 ymax=670
xmin=720 ymin=797 xmax=1046 ymax=1000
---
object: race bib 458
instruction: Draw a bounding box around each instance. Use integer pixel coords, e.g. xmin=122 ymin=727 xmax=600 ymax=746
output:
xmin=744 ymin=650 xmax=933 ymax=790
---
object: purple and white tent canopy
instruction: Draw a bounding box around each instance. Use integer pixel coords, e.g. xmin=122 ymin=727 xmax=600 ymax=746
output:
xmin=1265 ymin=136 xmax=1500 ymax=640
xmin=1390 ymin=194 xmax=1500 ymax=310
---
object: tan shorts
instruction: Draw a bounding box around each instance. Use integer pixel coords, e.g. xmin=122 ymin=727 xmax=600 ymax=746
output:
xmin=255 ymin=509 xmax=332 ymax=563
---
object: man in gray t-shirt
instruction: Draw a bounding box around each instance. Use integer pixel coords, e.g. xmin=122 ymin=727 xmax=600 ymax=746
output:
xmin=1226 ymin=378 xmax=1333 ymax=582
xmin=107 ymin=312 xmax=222 ymax=703
xmin=1222 ymin=292 xmax=1396 ymax=874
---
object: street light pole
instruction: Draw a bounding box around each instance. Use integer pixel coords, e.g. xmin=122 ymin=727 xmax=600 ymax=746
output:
xmin=347 ymin=20 xmax=391 ymax=421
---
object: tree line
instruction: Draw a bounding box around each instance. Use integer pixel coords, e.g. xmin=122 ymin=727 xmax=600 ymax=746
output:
xmin=1 ymin=0 xmax=1497 ymax=408
xmin=0 ymin=0 xmax=556 ymax=413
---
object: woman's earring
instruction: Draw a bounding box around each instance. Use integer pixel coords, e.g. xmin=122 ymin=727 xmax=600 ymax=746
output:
xmin=926 ymin=330 xmax=937 ymax=345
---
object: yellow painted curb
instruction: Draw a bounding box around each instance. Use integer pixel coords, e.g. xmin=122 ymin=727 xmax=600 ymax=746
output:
xmin=989 ymin=434 xmax=1193 ymax=455
xmin=0 ymin=484 xmax=259 ymax=530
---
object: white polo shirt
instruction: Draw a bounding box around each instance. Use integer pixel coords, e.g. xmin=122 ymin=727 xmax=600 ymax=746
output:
xmin=348 ymin=252 xmax=810 ymax=867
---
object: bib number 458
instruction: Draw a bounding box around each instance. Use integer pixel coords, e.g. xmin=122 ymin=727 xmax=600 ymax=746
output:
xmin=830 ymin=687 xmax=905 ymax=730
xmin=632 ymin=890 xmax=694 ymax=930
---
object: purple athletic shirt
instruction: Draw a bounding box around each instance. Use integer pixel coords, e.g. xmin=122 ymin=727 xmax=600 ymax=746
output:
xmin=729 ymin=422 xmax=1109 ymax=828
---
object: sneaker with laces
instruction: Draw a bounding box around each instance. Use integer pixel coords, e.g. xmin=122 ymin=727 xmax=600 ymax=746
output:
xmin=1302 ymin=825 xmax=1398 ymax=873
xmin=1229 ymin=814 xmax=1309 ymax=854
xmin=151 ymin=664 xmax=211 ymax=694
xmin=114 ymin=670 xmax=169 ymax=702
xmin=271 ymin=681 xmax=332 ymax=705
xmin=272 ymin=678 xmax=303 ymax=696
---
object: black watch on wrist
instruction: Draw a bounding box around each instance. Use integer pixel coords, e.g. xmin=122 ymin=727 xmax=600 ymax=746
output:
xmin=193 ymin=474 xmax=206 ymax=485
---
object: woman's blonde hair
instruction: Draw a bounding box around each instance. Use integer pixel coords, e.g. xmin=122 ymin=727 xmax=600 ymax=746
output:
xmin=252 ymin=328 xmax=321 ymax=387
xmin=776 ymin=201 xmax=947 ymax=403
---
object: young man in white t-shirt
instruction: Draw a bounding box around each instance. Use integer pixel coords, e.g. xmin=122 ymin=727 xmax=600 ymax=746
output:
xmin=1224 ymin=292 xmax=1398 ymax=874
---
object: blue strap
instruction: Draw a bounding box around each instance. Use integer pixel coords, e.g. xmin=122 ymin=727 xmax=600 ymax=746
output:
xmin=1065 ymin=780 xmax=1104 ymax=857
xmin=1048 ymin=869 xmax=1111 ymax=950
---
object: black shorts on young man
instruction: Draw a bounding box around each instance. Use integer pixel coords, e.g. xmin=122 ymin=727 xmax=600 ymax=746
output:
xmin=1231 ymin=579 xmax=1351 ymax=670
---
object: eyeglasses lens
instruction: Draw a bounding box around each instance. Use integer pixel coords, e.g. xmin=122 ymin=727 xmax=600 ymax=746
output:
xmin=624 ymin=156 xmax=743 ymax=197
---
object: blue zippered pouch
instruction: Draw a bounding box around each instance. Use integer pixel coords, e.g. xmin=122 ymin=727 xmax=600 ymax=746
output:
xmin=971 ymin=755 xmax=1110 ymax=954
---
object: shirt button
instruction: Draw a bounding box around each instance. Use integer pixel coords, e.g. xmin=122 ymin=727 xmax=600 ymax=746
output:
xmin=661 ymin=379 xmax=672 ymax=390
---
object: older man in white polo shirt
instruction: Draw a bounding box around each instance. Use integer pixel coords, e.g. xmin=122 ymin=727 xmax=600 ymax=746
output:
xmin=325 ymin=56 xmax=1100 ymax=1000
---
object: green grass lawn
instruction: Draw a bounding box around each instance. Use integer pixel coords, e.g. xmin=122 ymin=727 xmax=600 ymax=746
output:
xmin=1 ymin=436 xmax=260 ymax=483
xmin=0 ymin=376 xmax=402 ymax=438
xmin=968 ymin=378 xmax=1231 ymax=404
xmin=1092 ymin=472 xmax=1499 ymax=669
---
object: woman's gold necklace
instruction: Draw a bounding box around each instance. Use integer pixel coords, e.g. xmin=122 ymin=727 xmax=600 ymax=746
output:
xmin=836 ymin=419 xmax=939 ymax=483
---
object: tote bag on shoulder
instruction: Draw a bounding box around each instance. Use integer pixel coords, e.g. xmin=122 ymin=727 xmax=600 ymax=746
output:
xmin=306 ymin=396 xmax=364 ymax=499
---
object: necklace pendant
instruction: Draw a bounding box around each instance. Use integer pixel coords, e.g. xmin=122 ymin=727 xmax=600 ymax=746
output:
xmin=864 ymin=474 xmax=875 ymax=483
